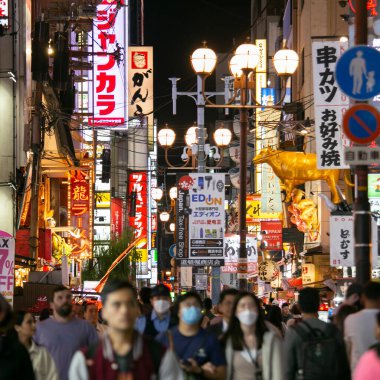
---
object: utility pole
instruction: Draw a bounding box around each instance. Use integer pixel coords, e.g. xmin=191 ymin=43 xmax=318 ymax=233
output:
xmin=238 ymin=71 xmax=249 ymax=291
xmin=29 ymin=82 xmax=43 ymax=260
xmin=354 ymin=2 xmax=371 ymax=285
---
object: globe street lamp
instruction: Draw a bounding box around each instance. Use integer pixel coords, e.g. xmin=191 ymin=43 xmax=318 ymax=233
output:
xmin=157 ymin=123 xmax=232 ymax=169
xmin=191 ymin=40 xmax=299 ymax=290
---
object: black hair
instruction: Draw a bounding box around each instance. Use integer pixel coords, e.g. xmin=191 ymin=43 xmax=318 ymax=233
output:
xmin=203 ymin=297 xmax=213 ymax=311
xmin=298 ymin=287 xmax=320 ymax=313
xmin=101 ymin=279 xmax=137 ymax=305
xmin=177 ymin=292 xmax=202 ymax=307
xmin=267 ymin=305 xmax=284 ymax=335
xmin=334 ymin=304 xmax=357 ymax=334
xmin=83 ymin=302 xmax=97 ymax=313
xmin=281 ymin=302 xmax=289 ymax=309
xmin=6 ymin=310 xmax=33 ymax=341
xmin=139 ymin=287 xmax=152 ymax=304
xmin=0 ymin=294 xmax=13 ymax=331
xmin=290 ymin=303 xmax=301 ymax=315
xmin=51 ymin=285 xmax=70 ymax=302
xmin=223 ymin=292 xmax=268 ymax=350
xmin=219 ymin=288 xmax=239 ymax=304
xmin=363 ymin=281 xmax=380 ymax=301
xmin=39 ymin=308 xmax=50 ymax=321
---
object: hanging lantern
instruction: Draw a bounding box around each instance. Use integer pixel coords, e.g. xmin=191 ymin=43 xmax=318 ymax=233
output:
xmin=258 ymin=260 xmax=279 ymax=282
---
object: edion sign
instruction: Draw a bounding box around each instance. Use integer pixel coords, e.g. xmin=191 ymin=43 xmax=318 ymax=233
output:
xmin=89 ymin=0 xmax=128 ymax=127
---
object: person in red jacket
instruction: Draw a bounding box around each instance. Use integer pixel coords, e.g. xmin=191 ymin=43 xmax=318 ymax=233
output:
xmin=68 ymin=280 xmax=182 ymax=380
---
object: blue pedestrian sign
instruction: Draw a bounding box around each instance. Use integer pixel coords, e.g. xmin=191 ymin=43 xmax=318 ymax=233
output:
xmin=336 ymin=46 xmax=380 ymax=101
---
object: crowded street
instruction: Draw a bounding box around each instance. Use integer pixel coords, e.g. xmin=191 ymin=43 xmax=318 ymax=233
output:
xmin=1 ymin=0 xmax=380 ymax=379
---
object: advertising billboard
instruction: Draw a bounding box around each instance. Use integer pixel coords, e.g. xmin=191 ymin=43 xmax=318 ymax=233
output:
xmin=88 ymin=0 xmax=128 ymax=127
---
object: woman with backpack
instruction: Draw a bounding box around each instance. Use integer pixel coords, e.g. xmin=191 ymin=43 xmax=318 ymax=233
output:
xmin=223 ymin=291 xmax=283 ymax=380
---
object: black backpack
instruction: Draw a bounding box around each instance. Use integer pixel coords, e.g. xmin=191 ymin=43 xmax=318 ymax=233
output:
xmin=293 ymin=321 xmax=341 ymax=380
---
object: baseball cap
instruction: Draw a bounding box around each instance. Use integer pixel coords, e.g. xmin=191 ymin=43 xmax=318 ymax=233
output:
xmin=150 ymin=284 xmax=171 ymax=298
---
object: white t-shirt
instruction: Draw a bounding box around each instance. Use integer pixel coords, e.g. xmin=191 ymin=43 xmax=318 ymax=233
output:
xmin=344 ymin=308 xmax=380 ymax=371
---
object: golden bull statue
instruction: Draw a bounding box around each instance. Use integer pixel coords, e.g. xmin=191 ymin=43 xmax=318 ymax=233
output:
xmin=253 ymin=147 xmax=342 ymax=204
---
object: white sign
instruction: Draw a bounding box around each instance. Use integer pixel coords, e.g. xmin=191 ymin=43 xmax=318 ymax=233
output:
xmin=221 ymin=234 xmax=258 ymax=274
xmin=345 ymin=146 xmax=380 ymax=165
xmin=128 ymin=46 xmax=154 ymax=129
xmin=330 ymin=215 xmax=378 ymax=268
xmin=88 ymin=0 xmax=128 ymax=127
xmin=188 ymin=173 xmax=225 ymax=260
xmin=330 ymin=215 xmax=354 ymax=267
xmin=0 ymin=236 xmax=15 ymax=306
xmin=312 ymin=41 xmax=349 ymax=169
xmin=261 ymin=163 xmax=282 ymax=213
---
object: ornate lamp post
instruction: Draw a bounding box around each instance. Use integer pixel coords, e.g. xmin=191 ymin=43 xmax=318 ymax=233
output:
xmin=190 ymin=41 xmax=299 ymax=290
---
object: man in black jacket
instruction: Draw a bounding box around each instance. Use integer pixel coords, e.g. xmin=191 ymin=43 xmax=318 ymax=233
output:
xmin=142 ymin=284 xmax=176 ymax=338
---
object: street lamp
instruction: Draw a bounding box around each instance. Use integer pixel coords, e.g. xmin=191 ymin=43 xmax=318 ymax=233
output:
xmin=151 ymin=187 xmax=164 ymax=202
xmin=159 ymin=211 xmax=170 ymax=222
xmin=169 ymin=186 xmax=178 ymax=200
xmin=191 ymin=40 xmax=299 ymax=290
xmin=157 ymin=123 xmax=232 ymax=169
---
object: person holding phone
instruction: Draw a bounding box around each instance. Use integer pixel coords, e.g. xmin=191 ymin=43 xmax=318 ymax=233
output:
xmin=157 ymin=292 xmax=226 ymax=379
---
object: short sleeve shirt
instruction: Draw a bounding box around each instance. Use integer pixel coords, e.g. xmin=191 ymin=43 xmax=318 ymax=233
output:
xmin=35 ymin=317 xmax=98 ymax=380
xmin=156 ymin=326 xmax=226 ymax=367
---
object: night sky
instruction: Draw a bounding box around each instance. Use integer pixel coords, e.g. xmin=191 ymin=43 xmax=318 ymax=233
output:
xmin=144 ymin=0 xmax=252 ymax=130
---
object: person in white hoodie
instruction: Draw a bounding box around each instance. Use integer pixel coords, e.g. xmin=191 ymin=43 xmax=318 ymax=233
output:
xmin=222 ymin=291 xmax=284 ymax=380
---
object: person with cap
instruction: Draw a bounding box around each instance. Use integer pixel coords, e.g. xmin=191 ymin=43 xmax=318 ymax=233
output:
xmin=137 ymin=284 xmax=177 ymax=338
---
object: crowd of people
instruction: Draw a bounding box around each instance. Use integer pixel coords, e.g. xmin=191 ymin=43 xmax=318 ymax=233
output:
xmin=0 ymin=280 xmax=380 ymax=380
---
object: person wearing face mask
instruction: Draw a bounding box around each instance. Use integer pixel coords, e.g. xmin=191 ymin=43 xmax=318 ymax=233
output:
xmin=137 ymin=284 xmax=176 ymax=338
xmin=9 ymin=311 xmax=58 ymax=380
xmin=157 ymin=291 xmax=226 ymax=380
xmin=223 ymin=291 xmax=283 ymax=380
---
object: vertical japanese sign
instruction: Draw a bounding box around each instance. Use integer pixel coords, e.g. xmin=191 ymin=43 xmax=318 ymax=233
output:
xmin=261 ymin=164 xmax=282 ymax=213
xmin=88 ymin=0 xmax=128 ymax=127
xmin=111 ymin=197 xmax=123 ymax=239
xmin=176 ymin=174 xmax=190 ymax=262
xmin=69 ymin=170 xmax=92 ymax=259
xmin=0 ymin=0 xmax=8 ymax=28
xmin=128 ymin=47 xmax=153 ymax=119
xmin=330 ymin=215 xmax=379 ymax=268
xmin=330 ymin=215 xmax=354 ymax=267
xmin=128 ymin=172 xmax=148 ymax=274
xmin=188 ymin=174 xmax=225 ymax=264
xmin=0 ymin=234 xmax=15 ymax=306
xmin=222 ymin=234 xmax=258 ymax=274
xmin=128 ymin=46 xmax=154 ymax=146
xmin=312 ymin=41 xmax=349 ymax=169
xmin=260 ymin=221 xmax=283 ymax=250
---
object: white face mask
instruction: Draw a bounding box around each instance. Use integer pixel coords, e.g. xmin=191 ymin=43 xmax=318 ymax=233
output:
xmin=153 ymin=299 xmax=171 ymax=314
xmin=237 ymin=310 xmax=258 ymax=326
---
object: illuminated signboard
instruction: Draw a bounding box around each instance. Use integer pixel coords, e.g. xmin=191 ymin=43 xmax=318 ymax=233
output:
xmin=68 ymin=170 xmax=93 ymax=259
xmin=349 ymin=0 xmax=378 ymax=16
xmin=128 ymin=172 xmax=148 ymax=243
xmin=0 ymin=0 xmax=8 ymax=28
xmin=89 ymin=0 xmax=128 ymax=127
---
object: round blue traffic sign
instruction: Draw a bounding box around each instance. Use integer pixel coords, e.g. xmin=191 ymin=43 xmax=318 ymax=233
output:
xmin=336 ymin=45 xmax=380 ymax=101
xmin=343 ymin=104 xmax=380 ymax=144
